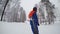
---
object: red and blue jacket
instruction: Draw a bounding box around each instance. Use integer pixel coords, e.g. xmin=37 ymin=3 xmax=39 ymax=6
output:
xmin=28 ymin=10 xmax=39 ymax=26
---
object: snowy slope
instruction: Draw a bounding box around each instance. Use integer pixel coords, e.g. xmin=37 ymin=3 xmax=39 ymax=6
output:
xmin=0 ymin=21 xmax=60 ymax=34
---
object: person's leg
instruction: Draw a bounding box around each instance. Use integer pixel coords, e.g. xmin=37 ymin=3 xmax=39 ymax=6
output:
xmin=34 ymin=25 xmax=39 ymax=34
xmin=30 ymin=20 xmax=39 ymax=34
xmin=30 ymin=20 xmax=35 ymax=34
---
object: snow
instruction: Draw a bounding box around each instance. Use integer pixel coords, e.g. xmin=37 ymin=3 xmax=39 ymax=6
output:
xmin=40 ymin=22 xmax=60 ymax=34
xmin=0 ymin=21 xmax=60 ymax=34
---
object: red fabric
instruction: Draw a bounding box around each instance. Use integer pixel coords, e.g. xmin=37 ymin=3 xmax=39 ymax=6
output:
xmin=28 ymin=10 xmax=35 ymax=18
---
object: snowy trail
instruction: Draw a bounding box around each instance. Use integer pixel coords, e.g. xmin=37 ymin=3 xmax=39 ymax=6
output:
xmin=0 ymin=21 xmax=60 ymax=34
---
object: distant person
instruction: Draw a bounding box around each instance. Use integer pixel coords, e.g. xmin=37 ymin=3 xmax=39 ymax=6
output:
xmin=28 ymin=7 xmax=39 ymax=34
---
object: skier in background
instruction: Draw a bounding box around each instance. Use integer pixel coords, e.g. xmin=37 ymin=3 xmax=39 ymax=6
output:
xmin=28 ymin=7 xmax=39 ymax=34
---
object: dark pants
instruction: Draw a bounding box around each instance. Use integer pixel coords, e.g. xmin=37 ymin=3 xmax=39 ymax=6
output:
xmin=30 ymin=20 xmax=39 ymax=34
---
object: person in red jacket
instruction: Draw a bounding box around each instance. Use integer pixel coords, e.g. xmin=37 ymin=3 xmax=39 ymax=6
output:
xmin=28 ymin=7 xmax=39 ymax=34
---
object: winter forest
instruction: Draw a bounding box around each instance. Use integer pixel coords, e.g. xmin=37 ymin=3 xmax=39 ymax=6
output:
xmin=0 ymin=0 xmax=26 ymax=22
xmin=0 ymin=0 xmax=60 ymax=34
xmin=0 ymin=0 xmax=60 ymax=23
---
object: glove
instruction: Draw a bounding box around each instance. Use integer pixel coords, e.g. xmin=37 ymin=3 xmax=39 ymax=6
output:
xmin=38 ymin=23 xmax=40 ymax=26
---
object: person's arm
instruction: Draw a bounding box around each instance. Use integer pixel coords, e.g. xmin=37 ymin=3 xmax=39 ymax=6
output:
xmin=28 ymin=11 xmax=32 ymax=21
xmin=28 ymin=10 xmax=35 ymax=21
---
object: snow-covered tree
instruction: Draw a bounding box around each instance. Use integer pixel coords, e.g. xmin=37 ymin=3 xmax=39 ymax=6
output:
xmin=0 ymin=0 xmax=9 ymax=21
xmin=35 ymin=0 xmax=56 ymax=24
xmin=0 ymin=0 xmax=26 ymax=22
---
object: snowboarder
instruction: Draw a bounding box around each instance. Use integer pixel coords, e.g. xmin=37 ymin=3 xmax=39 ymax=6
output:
xmin=28 ymin=7 xmax=39 ymax=34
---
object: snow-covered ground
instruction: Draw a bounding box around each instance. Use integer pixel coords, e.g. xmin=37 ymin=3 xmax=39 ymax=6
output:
xmin=0 ymin=21 xmax=60 ymax=34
